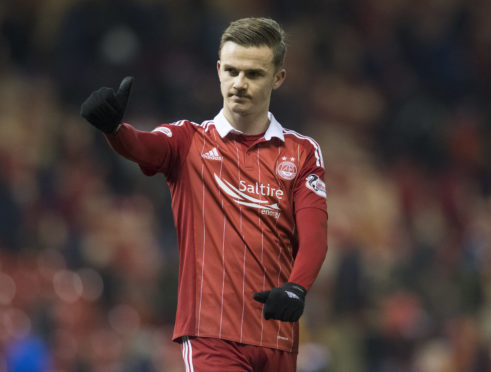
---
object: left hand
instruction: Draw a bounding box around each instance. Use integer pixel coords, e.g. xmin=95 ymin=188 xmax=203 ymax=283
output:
xmin=253 ymin=282 xmax=306 ymax=322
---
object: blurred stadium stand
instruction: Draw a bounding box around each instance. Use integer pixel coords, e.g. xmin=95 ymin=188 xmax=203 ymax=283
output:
xmin=1 ymin=0 xmax=491 ymax=371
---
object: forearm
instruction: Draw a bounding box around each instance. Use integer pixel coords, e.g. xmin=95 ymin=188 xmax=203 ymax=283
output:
xmin=289 ymin=208 xmax=328 ymax=290
xmin=105 ymin=123 xmax=165 ymax=169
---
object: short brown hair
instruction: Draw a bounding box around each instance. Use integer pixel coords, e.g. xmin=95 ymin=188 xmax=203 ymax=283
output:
xmin=219 ymin=17 xmax=287 ymax=70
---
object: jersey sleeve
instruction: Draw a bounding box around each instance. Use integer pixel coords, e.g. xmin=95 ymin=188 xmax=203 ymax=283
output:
xmin=104 ymin=121 xmax=196 ymax=179
xmin=293 ymin=140 xmax=327 ymax=214
xmin=289 ymin=140 xmax=328 ymax=290
xmin=288 ymin=207 xmax=328 ymax=290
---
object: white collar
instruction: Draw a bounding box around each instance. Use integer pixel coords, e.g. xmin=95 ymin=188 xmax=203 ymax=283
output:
xmin=212 ymin=109 xmax=285 ymax=142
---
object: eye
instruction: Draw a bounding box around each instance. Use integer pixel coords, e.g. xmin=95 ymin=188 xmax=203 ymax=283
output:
xmin=246 ymin=70 xmax=264 ymax=79
xmin=224 ymin=67 xmax=238 ymax=76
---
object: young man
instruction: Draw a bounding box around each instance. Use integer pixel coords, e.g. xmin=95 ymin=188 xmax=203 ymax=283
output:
xmin=81 ymin=17 xmax=327 ymax=372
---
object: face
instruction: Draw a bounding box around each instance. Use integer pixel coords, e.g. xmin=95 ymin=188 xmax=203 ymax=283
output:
xmin=217 ymin=42 xmax=286 ymax=119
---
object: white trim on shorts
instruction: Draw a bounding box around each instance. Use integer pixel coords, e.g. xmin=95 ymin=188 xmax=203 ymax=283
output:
xmin=181 ymin=336 xmax=195 ymax=372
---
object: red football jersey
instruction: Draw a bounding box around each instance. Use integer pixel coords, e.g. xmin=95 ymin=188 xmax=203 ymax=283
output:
xmin=107 ymin=110 xmax=327 ymax=352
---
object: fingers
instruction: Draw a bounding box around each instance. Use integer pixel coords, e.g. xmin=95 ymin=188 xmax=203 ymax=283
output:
xmin=254 ymin=287 xmax=304 ymax=322
xmin=80 ymin=87 xmax=116 ymax=122
xmin=117 ymin=76 xmax=134 ymax=96
xmin=253 ymin=291 xmax=270 ymax=303
xmin=116 ymin=76 xmax=134 ymax=107
xmin=80 ymin=77 xmax=134 ymax=133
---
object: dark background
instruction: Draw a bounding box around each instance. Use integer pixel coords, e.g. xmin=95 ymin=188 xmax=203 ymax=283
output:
xmin=1 ymin=0 xmax=491 ymax=371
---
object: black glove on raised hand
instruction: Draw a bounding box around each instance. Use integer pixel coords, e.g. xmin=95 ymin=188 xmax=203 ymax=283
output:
xmin=253 ymin=282 xmax=306 ymax=322
xmin=80 ymin=76 xmax=134 ymax=134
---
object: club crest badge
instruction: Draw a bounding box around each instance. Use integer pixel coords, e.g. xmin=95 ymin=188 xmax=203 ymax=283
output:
xmin=277 ymin=157 xmax=297 ymax=180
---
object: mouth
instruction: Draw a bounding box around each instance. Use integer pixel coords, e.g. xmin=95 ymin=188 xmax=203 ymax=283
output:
xmin=229 ymin=93 xmax=250 ymax=101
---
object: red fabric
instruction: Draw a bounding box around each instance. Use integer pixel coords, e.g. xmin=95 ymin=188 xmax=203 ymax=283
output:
xmin=288 ymin=208 xmax=328 ymax=290
xmin=233 ymin=132 xmax=266 ymax=150
xmin=179 ymin=336 xmax=297 ymax=372
xmin=105 ymin=122 xmax=195 ymax=179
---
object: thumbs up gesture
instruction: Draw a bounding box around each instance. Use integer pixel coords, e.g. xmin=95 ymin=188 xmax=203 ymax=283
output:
xmin=80 ymin=76 xmax=134 ymax=134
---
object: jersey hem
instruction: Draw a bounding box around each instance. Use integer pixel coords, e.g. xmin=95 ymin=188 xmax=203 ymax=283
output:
xmin=172 ymin=332 xmax=299 ymax=353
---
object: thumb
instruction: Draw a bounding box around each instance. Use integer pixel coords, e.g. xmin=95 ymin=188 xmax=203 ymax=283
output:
xmin=116 ymin=76 xmax=134 ymax=107
xmin=253 ymin=291 xmax=270 ymax=304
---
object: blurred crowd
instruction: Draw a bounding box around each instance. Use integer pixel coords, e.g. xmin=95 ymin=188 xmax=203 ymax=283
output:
xmin=1 ymin=0 xmax=491 ymax=371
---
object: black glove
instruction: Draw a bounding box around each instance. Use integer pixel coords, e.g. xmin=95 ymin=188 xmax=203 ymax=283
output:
xmin=80 ymin=76 xmax=134 ymax=133
xmin=253 ymin=282 xmax=306 ymax=322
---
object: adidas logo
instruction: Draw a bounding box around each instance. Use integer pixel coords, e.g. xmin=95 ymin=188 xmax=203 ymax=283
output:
xmin=201 ymin=147 xmax=223 ymax=161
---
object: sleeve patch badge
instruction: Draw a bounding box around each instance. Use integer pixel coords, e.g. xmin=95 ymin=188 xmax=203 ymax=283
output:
xmin=305 ymin=174 xmax=326 ymax=198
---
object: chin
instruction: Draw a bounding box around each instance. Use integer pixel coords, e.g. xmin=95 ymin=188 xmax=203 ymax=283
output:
xmin=229 ymin=103 xmax=250 ymax=115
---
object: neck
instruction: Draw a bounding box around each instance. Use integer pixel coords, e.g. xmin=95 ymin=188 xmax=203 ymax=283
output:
xmin=223 ymin=108 xmax=270 ymax=135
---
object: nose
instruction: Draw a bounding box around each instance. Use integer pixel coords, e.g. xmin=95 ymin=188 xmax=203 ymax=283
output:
xmin=233 ymin=72 xmax=247 ymax=90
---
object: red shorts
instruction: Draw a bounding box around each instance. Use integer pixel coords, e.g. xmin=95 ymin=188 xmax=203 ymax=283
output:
xmin=178 ymin=336 xmax=297 ymax=372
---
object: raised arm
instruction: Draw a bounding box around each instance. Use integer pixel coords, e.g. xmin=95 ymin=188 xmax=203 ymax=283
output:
xmin=80 ymin=77 xmax=191 ymax=176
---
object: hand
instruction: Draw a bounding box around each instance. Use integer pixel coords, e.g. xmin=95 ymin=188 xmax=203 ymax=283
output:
xmin=253 ymin=282 xmax=306 ymax=322
xmin=80 ymin=76 xmax=134 ymax=134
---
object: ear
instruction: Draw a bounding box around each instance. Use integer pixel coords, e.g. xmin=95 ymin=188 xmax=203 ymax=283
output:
xmin=272 ymin=68 xmax=286 ymax=90
xmin=217 ymin=60 xmax=222 ymax=80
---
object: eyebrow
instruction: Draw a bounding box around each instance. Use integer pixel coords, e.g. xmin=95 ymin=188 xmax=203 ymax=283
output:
xmin=223 ymin=64 xmax=267 ymax=74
